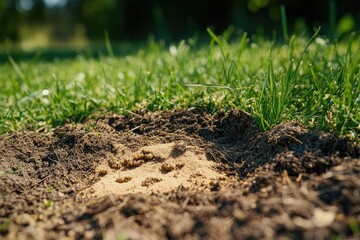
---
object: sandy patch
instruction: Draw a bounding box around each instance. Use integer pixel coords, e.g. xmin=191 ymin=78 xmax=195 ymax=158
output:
xmin=84 ymin=142 xmax=227 ymax=197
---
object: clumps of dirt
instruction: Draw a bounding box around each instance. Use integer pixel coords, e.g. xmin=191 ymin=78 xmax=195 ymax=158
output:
xmin=229 ymin=120 xmax=359 ymax=178
xmin=316 ymin=161 xmax=360 ymax=215
xmin=0 ymin=109 xmax=359 ymax=240
xmin=141 ymin=177 xmax=163 ymax=187
xmin=115 ymin=176 xmax=132 ymax=183
xmin=102 ymin=109 xmax=257 ymax=147
xmin=0 ymin=125 xmax=115 ymax=218
xmin=122 ymin=149 xmax=164 ymax=168
xmin=160 ymin=162 xmax=185 ymax=173
xmin=273 ymin=123 xmax=359 ymax=176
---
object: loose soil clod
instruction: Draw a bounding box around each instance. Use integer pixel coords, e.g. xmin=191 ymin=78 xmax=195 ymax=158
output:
xmin=115 ymin=176 xmax=132 ymax=184
xmin=141 ymin=177 xmax=163 ymax=187
xmin=0 ymin=109 xmax=359 ymax=240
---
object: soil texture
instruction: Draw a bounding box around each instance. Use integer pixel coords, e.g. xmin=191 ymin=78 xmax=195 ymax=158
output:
xmin=0 ymin=109 xmax=359 ymax=240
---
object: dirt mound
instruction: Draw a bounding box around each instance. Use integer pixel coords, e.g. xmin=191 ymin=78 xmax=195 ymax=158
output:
xmin=85 ymin=142 xmax=228 ymax=197
xmin=0 ymin=110 xmax=359 ymax=240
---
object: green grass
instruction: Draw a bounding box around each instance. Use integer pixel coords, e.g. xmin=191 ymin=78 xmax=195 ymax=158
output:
xmin=0 ymin=29 xmax=359 ymax=138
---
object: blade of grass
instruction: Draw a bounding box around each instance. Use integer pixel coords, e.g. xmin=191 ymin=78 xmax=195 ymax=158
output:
xmin=105 ymin=30 xmax=115 ymax=58
xmin=280 ymin=5 xmax=288 ymax=42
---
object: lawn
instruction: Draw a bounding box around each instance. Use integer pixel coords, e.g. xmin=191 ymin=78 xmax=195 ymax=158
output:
xmin=1 ymin=28 xmax=359 ymax=137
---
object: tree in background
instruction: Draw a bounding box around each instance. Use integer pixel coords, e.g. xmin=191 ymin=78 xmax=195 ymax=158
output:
xmin=0 ymin=0 xmax=359 ymax=44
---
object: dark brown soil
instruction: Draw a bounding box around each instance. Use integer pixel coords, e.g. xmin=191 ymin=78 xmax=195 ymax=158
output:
xmin=0 ymin=110 xmax=359 ymax=240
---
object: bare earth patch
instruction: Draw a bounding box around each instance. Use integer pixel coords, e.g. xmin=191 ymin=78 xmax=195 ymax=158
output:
xmin=86 ymin=142 xmax=227 ymax=197
xmin=0 ymin=110 xmax=359 ymax=240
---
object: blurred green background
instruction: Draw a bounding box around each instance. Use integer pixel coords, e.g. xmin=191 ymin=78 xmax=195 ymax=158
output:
xmin=0 ymin=0 xmax=359 ymax=50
